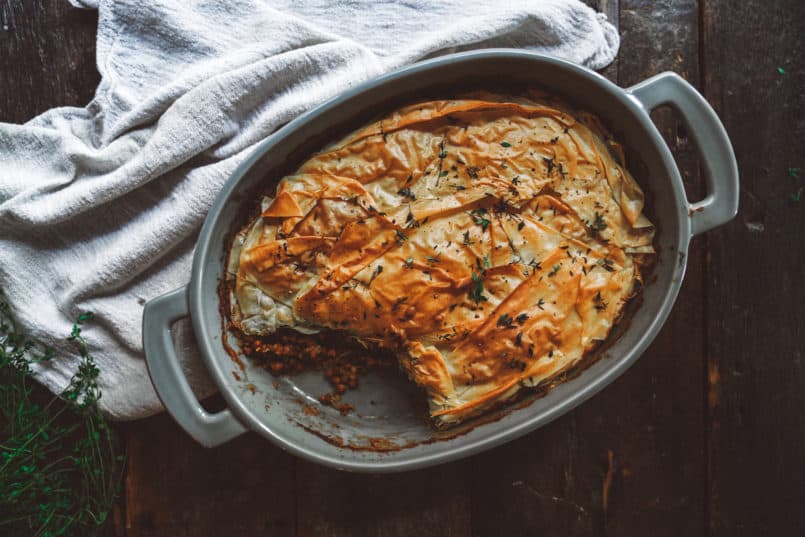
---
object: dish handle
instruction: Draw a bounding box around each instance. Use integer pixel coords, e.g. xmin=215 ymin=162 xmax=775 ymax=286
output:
xmin=143 ymin=286 xmax=247 ymax=447
xmin=628 ymin=72 xmax=739 ymax=236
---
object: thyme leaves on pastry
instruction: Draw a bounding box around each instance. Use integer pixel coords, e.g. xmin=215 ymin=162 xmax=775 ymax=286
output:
xmin=471 ymin=208 xmax=490 ymax=230
xmin=468 ymin=271 xmax=488 ymax=304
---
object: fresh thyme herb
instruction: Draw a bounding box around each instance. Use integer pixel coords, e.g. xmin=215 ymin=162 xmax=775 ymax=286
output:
xmin=369 ymin=264 xmax=383 ymax=284
xmin=515 ymin=313 xmax=529 ymax=324
xmin=483 ymin=254 xmax=491 ymax=269
xmin=777 ymin=66 xmax=786 ymax=74
xmin=0 ymin=303 xmax=125 ymax=537
xmin=404 ymin=257 xmax=414 ymax=268
xmin=791 ymin=188 xmax=803 ymax=203
xmin=494 ymin=197 xmax=513 ymax=214
xmin=537 ymin=298 xmax=545 ymax=310
xmin=398 ymin=187 xmax=416 ymax=200
xmin=439 ymin=170 xmax=448 ymax=177
xmin=594 ymin=291 xmax=608 ymax=312
xmin=548 ymin=265 xmax=561 ymax=277
xmin=425 ymin=254 xmax=441 ymax=264
xmin=515 ymin=331 xmax=523 ymax=346
xmin=599 ymin=258 xmax=615 ymax=272
xmin=342 ymin=279 xmax=359 ymax=291
xmin=471 ymin=208 xmax=490 ymax=230
xmin=788 ymin=167 xmax=801 ymax=178
xmin=497 ymin=313 xmax=514 ymax=328
xmin=501 ymin=141 xmax=512 ymax=147
xmin=438 ymin=150 xmax=448 ymax=159
xmin=405 ymin=215 xmax=420 ymax=229
xmin=463 ymin=230 xmax=473 ymax=245
xmin=543 ymin=157 xmax=555 ymax=174
xmin=395 ymin=230 xmax=408 ymax=243
xmin=511 ymin=175 xmax=520 ymax=185
xmin=468 ymin=272 xmax=487 ymax=303
xmin=589 ymin=211 xmax=607 ymax=238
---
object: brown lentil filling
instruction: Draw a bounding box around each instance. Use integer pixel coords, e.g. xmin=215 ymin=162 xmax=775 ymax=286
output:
xmin=238 ymin=328 xmax=396 ymax=394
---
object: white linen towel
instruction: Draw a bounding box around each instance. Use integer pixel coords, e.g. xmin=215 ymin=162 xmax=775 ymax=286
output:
xmin=0 ymin=0 xmax=619 ymax=419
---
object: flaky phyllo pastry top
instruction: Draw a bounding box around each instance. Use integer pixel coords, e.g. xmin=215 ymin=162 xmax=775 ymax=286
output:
xmin=227 ymin=91 xmax=655 ymax=426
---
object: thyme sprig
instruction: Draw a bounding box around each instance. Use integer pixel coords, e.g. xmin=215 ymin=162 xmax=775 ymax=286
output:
xmin=468 ymin=272 xmax=487 ymax=304
xmin=0 ymin=301 xmax=125 ymax=537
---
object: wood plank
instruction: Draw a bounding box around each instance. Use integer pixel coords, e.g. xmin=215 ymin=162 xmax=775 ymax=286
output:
xmin=295 ymin=460 xmax=472 ymax=537
xmin=607 ymin=2 xmax=707 ymax=533
xmin=0 ymin=2 xmax=126 ymax=536
xmin=0 ymin=0 xmax=99 ymax=122
xmin=470 ymin=2 xmax=708 ymax=535
xmin=702 ymin=1 xmax=805 ymax=535
xmin=121 ymin=409 xmax=296 ymax=537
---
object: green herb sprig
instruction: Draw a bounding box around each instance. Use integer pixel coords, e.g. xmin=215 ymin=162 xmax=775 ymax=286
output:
xmin=471 ymin=208 xmax=490 ymax=230
xmin=468 ymin=272 xmax=488 ymax=304
xmin=588 ymin=212 xmax=607 ymax=239
xmin=0 ymin=301 xmax=125 ymax=537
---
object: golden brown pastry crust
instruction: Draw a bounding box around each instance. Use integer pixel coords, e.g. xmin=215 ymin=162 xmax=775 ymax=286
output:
xmin=228 ymin=91 xmax=655 ymax=426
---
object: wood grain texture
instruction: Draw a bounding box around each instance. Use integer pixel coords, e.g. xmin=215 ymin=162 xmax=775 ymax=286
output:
xmin=121 ymin=412 xmax=296 ymax=537
xmin=0 ymin=0 xmax=98 ymax=122
xmin=702 ymin=1 xmax=805 ymax=535
xmin=611 ymin=1 xmax=707 ymax=533
xmin=470 ymin=2 xmax=706 ymax=535
xmin=296 ymin=460 xmax=471 ymax=537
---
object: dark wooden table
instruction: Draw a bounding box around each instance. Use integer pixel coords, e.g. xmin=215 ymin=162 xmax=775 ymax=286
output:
xmin=2 ymin=1 xmax=803 ymax=535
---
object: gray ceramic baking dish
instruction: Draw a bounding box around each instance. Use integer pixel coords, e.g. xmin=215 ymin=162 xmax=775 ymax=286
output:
xmin=142 ymin=49 xmax=738 ymax=472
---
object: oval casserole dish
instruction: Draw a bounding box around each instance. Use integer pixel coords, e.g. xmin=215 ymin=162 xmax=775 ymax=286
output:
xmin=143 ymin=50 xmax=738 ymax=472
